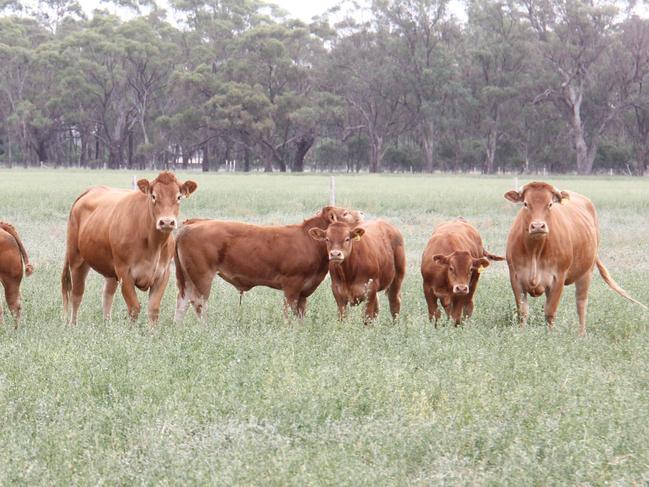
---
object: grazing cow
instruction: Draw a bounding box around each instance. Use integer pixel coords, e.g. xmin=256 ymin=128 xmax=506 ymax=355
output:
xmin=173 ymin=206 xmax=364 ymax=321
xmin=309 ymin=220 xmax=406 ymax=322
xmin=62 ymin=171 xmax=197 ymax=325
xmin=421 ymin=219 xmax=504 ymax=326
xmin=0 ymin=222 xmax=33 ymax=327
xmin=504 ymin=181 xmax=646 ymax=335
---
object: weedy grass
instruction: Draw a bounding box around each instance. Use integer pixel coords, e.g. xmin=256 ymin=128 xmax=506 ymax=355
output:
xmin=0 ymin=170 xmax=648 ymax=485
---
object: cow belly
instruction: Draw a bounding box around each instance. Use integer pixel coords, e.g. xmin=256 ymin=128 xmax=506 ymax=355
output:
xmin=132 ymin=259 xmax=167 ymax=291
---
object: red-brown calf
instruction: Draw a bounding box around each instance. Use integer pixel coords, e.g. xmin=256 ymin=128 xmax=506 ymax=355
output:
xmin=0 ymin=222 xmax=33 ymax=327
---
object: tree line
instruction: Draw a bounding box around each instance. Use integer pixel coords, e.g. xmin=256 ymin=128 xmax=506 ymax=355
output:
xmin=2 ymin=0 xmax=649 ymax=174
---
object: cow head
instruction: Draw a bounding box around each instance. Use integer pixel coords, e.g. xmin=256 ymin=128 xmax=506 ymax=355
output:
xmin=309 ymin=221 xmax=364 ymax=264
xmin=318 ymin=206 xmax=364 ymax=225
xmin=137 ymin=171 xmax=198 ymax=232
xmin=433 ymin=251 xmax=489 ymax=295
xmin=504 ymin=182 xmax=569 ymax=238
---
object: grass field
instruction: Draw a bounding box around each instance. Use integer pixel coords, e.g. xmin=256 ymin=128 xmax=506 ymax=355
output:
xmin=1 ymin=170 xmax=649 ymax=485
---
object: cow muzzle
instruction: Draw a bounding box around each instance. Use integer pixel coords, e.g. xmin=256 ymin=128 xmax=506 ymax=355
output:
xmin=329 ymin=250 xmax=344 ymax=263
xmin=528 ymin=221 xmax=548 ymax=235
xmin=157 ymin=217 xmax=177 ymax=231
xmin=453 ymin=284 xmax=469 ymax=295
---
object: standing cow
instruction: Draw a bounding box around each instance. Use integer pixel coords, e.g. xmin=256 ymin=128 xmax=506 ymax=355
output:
xmin=62 ymin=171 xmax=197 ymax=325
xmin=421 ymin=219 xmax=504 ymax=326
xmin=309 ymin=220 xmax=406 ymax=322
xmin=504 ymin=181 xmax=646 ymax=335
xmin=173 ymin=206 xmax=364 ymax=321
xmin=0 ymin=222 xmax=33 ymax=327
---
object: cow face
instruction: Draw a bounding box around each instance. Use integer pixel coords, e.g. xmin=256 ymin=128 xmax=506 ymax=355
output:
xmin=504 ymin=182 xmax=569 ymax=238
xmin=433 ymin=251 xmax=489 ymax=295
xmin=309 ymin=222 xmax=364 ymax=264
xmin=137 ymin=171 xmax=198 ymax=232
xmin=319 ymin=206 xmax=365 ymax=225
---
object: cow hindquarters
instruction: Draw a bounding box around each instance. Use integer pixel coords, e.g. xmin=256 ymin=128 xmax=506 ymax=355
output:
xmin=1 ymin=276 xmax=22 ymax=328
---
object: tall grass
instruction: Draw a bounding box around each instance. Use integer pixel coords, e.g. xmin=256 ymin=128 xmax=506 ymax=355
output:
xmin=1 ymin=170 xmax=648 ymax=484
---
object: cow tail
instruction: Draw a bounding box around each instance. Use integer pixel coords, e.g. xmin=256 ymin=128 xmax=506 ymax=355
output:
xmin=596 ymin=257 xmax=647 ymax=309
xmin=61 ymin=254 xmax=72 ymax=316
xmin=174 ymin=239 xmax=187 ymax=300
xmin=483 ymin=250 xmax=505 ymax=261
xmin=0 ymin=222 xmax=33 ymax=276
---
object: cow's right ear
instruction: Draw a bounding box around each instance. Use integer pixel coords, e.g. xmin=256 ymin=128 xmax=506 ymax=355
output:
xmin=321 ymin=206 xmax=337 ymax=223
xmin=433 ymin=254 xmax=449 ymax=265
xmin=181 ymin=180 xmax=198 ymax=197
xmin=137 ymin=179 xmax=151 ymax=194
xmin=309 ymin=228 xmax=327 ymax=241
xmin=504 ymin=190 xmax=522 ymax=203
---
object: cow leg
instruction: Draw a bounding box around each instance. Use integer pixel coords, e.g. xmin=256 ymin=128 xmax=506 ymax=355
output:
xmin=544 ymin=279 xmax=565 ymax=332
xmin=148 ymin=268 xmax=171 ymax=326
xmin=102 ymin=277 xmax=118 ymax=321
xmin=174 ymin=290 xmax=191 ymax=324
xmin=4 ymin=280 xmax=22 ymax=329
xmin=424 ymin=286 xmax=441 ymax=325
xmin=333 ymin=291 xmax=348 ymax=320
xmin=296 ymin=295 xmax=308 ymax=318
xmin=464 ymin=274 xmax=479 ymax=318
xmin=574 ymin=271 xmax=593 ymax=336
xmin=70 ymin=262 xmax=90 ymax=326
xmin=117 ymin=271 xmax=141 ymax=322
xmin=364 ymin=290 xmax=379 ymax=324
xmin=190 ymin=274 xmax=213 ymax=321
xmin=0 ymin=290 xmax=4 ymax=325
xmin=387 ymin=280 xmax=402 ymax=320
xmin=510 ymin=274 xmax=528 ymax=328
xmin=450 ymin=297 xmax=464 ymax=326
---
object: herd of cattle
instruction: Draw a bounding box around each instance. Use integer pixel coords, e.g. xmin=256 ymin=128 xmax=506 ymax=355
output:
xmin=0 ymin=172 xmax=646 ymax=335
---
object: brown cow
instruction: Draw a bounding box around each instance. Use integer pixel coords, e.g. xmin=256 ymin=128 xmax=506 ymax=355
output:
xmin=309 ymin=220 xmax=406 ymax=322
xmin=0 ymin=222 xmax=33 ymax=327
xmin=173 ymin=206 xmax=364 ymax=322
xmin=421 ymin=219 xmax=504 ymax=326
xmin=62 ymin=171 xmax=197 ymax=325
xmin=505 ymin=181 xmax=646 ymax=335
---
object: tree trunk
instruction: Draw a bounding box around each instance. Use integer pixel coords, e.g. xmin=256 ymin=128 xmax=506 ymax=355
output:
xmin=244 ymin=145 xmax=251 ymax=172
xmin=202 ymin=142 xmax=210 ymax=172
xmin=421 ymin=118 xmax=435 ymax=173
xmin=262 ymin=144 xmax=273 ymax=172
xmin=6 ymin=132 xmax=12 ymax=168
xmin=182 ymin=150 xmax=189 ymax=170
xmin=107 ymin=142 xmax=122 ymax=169
xmin=565 ymin=84 xmax=595 ymax=175
xmin=292 ymin=133 xmax=315 ymax=172
xmin=369 ymin=134 xmax=383 ymax=173
xmin=127 ymin=131 xmax=134 ymax=169
xmin=483 ymin=105 xmax=499 ymax=174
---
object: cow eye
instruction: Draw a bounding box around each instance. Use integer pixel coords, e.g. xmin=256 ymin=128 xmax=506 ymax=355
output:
xmin=523 ymin=202 xmax=528 ymax=208
xmin=177 ymin=194 xmax=182 ymax=201
xmin=548 ymin=202 xmax=553 ymax=208
xmin=345 ymin=237 xmax=350 ymax=242
xmin=325 ymin=237 xmax=329 ymax=242
xmin=151 ymin=194 xmax=156 ymax=202
xmin=449 ymin=266 xmax=455 ymax=272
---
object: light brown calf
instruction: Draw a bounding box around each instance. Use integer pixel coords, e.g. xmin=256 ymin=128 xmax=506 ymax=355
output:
xmin=309 ymin=220 xmax=406 ymax=322
xmin=173 ymin=207 xmax=363 ymax=321
xmin=421 ymin=219 xmax=503 ymax=326
xmin=0 ymin=222 xmax=33 ymax=327
xmin=62 ymin=171 xmax=197 ymax=325
xmin=505 ymin=181 xmax=646 ymax=335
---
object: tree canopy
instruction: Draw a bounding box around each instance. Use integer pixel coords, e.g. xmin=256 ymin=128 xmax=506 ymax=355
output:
xmin=1 ymin=0 xmax=648 ymax=174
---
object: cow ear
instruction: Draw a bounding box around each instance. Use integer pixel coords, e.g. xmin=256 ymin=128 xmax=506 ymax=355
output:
xmin=551 ymin=187 xmax=569 ymax=203
xmin=350 ymin=227 xmax=365 ymax=241
xmin=137 ymin=179 xmax=150 ymax=194
xmin=433 ymin=254 xmax=449 ymax=265
xmin=504 ymin=190 xmax=522 ymax=203
xmin=309 ymin=228 xmax=327 ymax=241
xmin=473 ymin=257 xmax=490 ymax=269
xmin=181 ymin=180 xmax=198 ymax=197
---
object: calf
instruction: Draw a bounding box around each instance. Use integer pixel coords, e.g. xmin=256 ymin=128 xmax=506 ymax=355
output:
xmin=505 ymin=181 xmax=646 ymax=335
xmin=62 ymin=171 xmax=197 ymax=325
xmin=309 ymin=220 xmax=406 ymax=322
xmin=0 ymin=222 xmax=33 ymax=327
xmin=173 ymin=206 xmax=364 ymax=321
xmin=421 ymin=219 xmax=504 ymax=325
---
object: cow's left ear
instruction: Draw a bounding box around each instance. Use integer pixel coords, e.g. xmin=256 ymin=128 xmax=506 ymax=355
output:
xmin=473 ymin=257 xmax=490 ymax=270
xmin=137 ymin=179 xmax=151 ymax=194
xmin=180 ymin=180 xmax=198 ymax=197
xmin=350 ymin=227 xmax=365 ymax=241
xmin=552 ymin=189 xmax=569 ymax=203
xmin=504 ymin=190 xmax=522 ymax=203
xmin=309 ymin=228 xmax=327 ymax=241
xmin=433 ymin=254 xmax=449 ymax=265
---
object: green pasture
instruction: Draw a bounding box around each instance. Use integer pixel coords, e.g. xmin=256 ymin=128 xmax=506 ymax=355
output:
xmin=1 ymin=170 xmax=649 ymax=485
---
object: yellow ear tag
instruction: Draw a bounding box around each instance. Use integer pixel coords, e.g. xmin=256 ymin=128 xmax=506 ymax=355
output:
xmin=477 ymin=265 xmax=485 ymax=274
xmin=561 ymin=198 xmax=567 ymax=205
xmin=354 ymin=235 xmax=362 ymax=241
